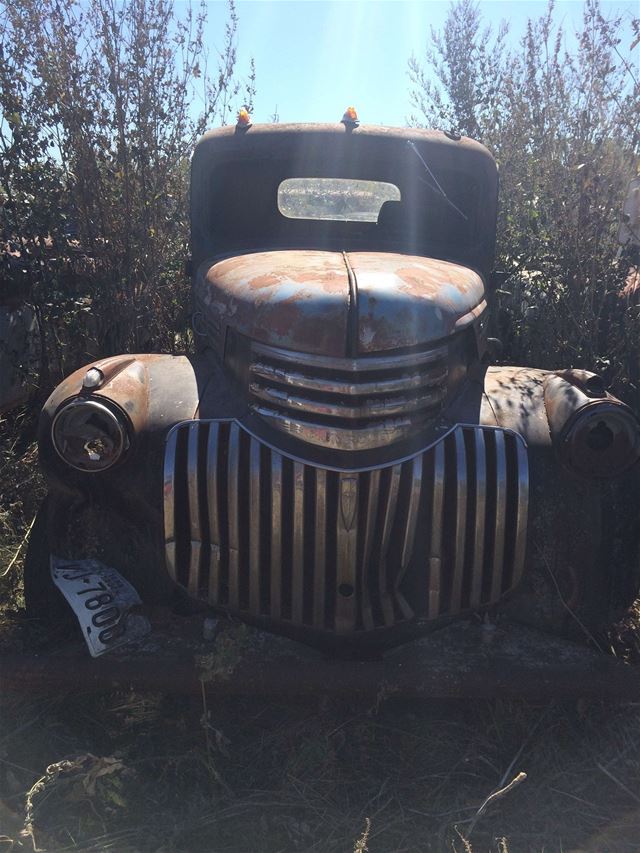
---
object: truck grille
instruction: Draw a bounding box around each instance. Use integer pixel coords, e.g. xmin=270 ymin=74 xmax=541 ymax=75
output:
xmin=248 ymin=342 xmax=449 ymax=450
xmin=164 ymin=421 xmax=528 ymax=635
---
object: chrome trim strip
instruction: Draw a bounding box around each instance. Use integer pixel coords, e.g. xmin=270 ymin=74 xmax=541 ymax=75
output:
xmin=252 ymin=404 xmax=419 ymax=451
xmin=250 ymin=362 xmax=448 ymax=396
xmin=250 ymin=384 xmax=445 ymax=419
xmin=251 ymin=340 xmax=449 ymax=372
xmin=428 ymin=441 xmax=445 ymax=618
xmin=470 ymin=428 xmax=487 ymax=607
xmin=453 ymin=298 xmax=487 ymax=331
xmin=164 ymin=419 xmax=523 ymax=474
xmin=187 ymin=423 xmax=202 ymax=596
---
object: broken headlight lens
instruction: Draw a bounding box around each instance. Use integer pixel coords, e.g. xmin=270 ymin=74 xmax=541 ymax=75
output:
xmin=52 ymin=399 xmax=129 ymax=472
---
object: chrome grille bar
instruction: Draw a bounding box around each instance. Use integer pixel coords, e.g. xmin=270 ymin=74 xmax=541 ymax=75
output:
xmin=248 ymin=340 xmax=449 ymax=450
xmin=249 ymin=383 xmax=445 ymax=419
xmin=250 ymin=363 xmax=448 ymax=395
xmin=164 ymin=422 xmax=529 ymax=635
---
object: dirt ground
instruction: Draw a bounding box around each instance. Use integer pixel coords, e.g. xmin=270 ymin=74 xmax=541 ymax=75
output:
xmin=2 ymin=426 xmax=640 ymax=853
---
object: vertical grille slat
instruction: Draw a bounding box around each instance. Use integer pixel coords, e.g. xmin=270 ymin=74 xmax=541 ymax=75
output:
xmin=206 ymin=423 xmax=221 ymax=602
xmin=377 ymin=465 xmax=402 ymax=626
xmin=270 ymin=453 xmax=283 ymax=620
xmin=360 ymin=470 xmax=380 ymax=630
xmin=291 ymin=462 xmax=306 ymax=624
xmin=164 ymin=422 xmax=529 ymax=635
xmin=450 ymin=429 xmax=468 ymax=613
xmin=490 ymin=431 xmax=508 ymax=600
xmin=227 ymin=423 xmax=241 ymax=608
xmin=249 ymin=437 xmax=262 ymax=614
xmin=186 ymin=423 xmax=202 ymax=596
xmin=396 ymin=455 xmax=423 ymax=620
xmin=512 ymin=438 xmax=530 ymax=585
xmin=313 ymin=469 xmax=327 ymax=628
xmin=335 ymin=473 xmax=359 ymax=633
xmin=428 ymin=441 xmax=445 ymax=618
xmin=470 ymin=428 xmax=487 ymax=608
xmin=163 ymin=427 xmax=178 ymax=581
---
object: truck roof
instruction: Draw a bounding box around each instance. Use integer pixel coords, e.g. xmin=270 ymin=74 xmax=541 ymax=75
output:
xmin=190 ymin=123 xmax=498 ymax=276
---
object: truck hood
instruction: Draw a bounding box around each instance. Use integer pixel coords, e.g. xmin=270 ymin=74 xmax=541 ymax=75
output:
xmin=195 ymin=250 xmax=485 ymax=357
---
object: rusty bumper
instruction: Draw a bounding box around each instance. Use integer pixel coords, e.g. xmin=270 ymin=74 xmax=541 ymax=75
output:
xmin=3 ymin=616 xmax=639 ymax=699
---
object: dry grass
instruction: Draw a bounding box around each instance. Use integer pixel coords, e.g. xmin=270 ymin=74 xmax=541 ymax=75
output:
xmin=2 ymin=422 xmax=640 ymax=853
xmin=2 ymin=688 xmax=640 ymax=852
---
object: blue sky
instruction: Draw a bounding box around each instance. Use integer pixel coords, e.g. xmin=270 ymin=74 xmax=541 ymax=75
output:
xmin=197 ymin=0 xmax=640 ymax=127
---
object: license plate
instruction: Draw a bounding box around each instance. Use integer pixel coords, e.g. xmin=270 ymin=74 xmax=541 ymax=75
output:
xmin=51 ymin=557 xmax=150 ymax=657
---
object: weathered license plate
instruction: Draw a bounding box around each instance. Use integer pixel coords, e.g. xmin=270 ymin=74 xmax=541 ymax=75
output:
xmin=51 ymin=557 xmax=150 ymax=657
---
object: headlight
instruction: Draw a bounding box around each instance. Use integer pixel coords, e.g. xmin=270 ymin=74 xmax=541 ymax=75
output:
xmin=52 ymin=398 xmax=129 ymax=472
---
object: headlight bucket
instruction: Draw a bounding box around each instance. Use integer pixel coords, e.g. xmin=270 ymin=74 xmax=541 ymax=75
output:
xmin=52 ymin=398 xmax=129 ymax=472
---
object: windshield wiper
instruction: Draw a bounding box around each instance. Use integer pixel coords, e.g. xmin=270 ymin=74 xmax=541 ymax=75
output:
xmin=406 ymin=140 xmax=468 ymax=222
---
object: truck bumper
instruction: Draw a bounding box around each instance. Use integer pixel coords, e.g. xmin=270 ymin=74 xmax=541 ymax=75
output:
xmin=2 ymin=616 xmax=639 ymax=699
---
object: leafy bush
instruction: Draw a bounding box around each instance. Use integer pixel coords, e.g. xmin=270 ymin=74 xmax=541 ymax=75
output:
xmin=0 ymin=0 xmax=255 ymax=392
xmin=410 ymin=0 xmax=640 ymax=405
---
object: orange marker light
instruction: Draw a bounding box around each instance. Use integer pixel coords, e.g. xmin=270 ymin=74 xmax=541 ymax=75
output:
xmin=342 ymin=106 xmax=359 ymax=125
xmin=236 ymin=108 xmax=251 ymax=127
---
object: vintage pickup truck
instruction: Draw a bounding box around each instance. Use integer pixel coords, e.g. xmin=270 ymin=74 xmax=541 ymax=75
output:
xmin=19 ymin=116 xmax=640 ymax=694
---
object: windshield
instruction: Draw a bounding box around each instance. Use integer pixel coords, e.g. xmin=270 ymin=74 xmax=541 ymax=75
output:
xmin=278 ymin=178 xmax=401 ymax=222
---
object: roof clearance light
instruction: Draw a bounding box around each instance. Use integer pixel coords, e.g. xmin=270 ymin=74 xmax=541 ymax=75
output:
xmin=341 ymin=106 xmax=359 ymax=127
xmin=236 ymin=108 xmax=252 ymax=128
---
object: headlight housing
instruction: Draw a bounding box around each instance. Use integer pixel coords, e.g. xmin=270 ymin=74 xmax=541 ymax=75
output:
xmin=52 ymin=398 xmax=129 ymax=472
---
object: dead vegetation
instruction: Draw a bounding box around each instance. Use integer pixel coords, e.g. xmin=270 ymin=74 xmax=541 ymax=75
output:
xmin=2 ymin=680 xmax=640 ymax=852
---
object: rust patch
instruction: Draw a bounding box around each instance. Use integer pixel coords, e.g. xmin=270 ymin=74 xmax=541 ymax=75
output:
xmin=197 ymin=250 xmax=351 ymax=357
xmin=347 ymin=252 xmax=485 ymax=353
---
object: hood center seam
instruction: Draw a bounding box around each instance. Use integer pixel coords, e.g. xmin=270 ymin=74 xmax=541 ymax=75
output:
xmin=342 ymin=251 xmax=359 ymax=358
